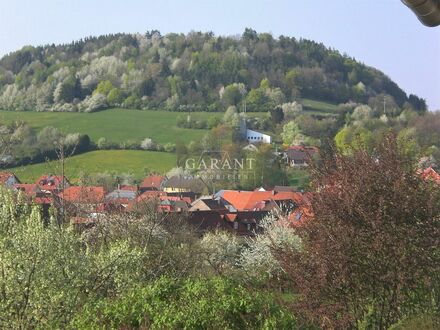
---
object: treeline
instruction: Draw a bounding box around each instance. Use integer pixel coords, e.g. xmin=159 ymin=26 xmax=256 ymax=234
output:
xmin=0 ymin=123 xmax=91 ymax=168
xmin=0 ymin=29 xmax=427 ymax=113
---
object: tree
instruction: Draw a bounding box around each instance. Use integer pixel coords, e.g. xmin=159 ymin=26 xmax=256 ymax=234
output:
xmin=368 ymin=93 xmax=400 ymax=116
xmin=0 ymin=188 xmax=93 ymax=329
xmin=277 ymin=134 xmax=440 ymax=329
xmin=207 ymin=116 xmax=221 ymax=129
xmin=107 ymin=88 xmax=122 ymax=105
xmin=408 ymin=94 xmax=427 ymax=114
xmin=79 ymin=93 xmax=108 ymax=112
xmin=220 ymin=83 xmax=245 ymax=107
xmin=281 ymin=121 xmax=302 ymax=145
xmin=72 ymin=277 xmax=296 ymax=329
xmin=53 ymin=76 xmax=81 ymax=103
xmin=0 ymin=31 xmax=424 ymax=112
xmin=222 ymin=105 xmax=240 ymax=127
xmin=269 ymin=106 xmax=284 ymax=125
xmin=351 ymin=104 xmax=373 ymax=125
xmin=281 ymin=102 xmax=302 ymax=120
xmin=413 ymin=111 xmax=440 ymax=150
xmin=93 ymin=80 xmax=114 ymax=96
xmin=37 ymin=126 xmax=63 ymax=151
xmin=140 ymin=137 xmax=156 ymax=150
xmin=97 ymin=137 xmax=108 ymax=149
xmin=245 ymin=88 xmax=269 ymax=112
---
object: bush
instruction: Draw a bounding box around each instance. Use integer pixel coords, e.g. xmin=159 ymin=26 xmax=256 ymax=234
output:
xmin=97 ymin=137 xmax=108 ymax=149
xmin=140 ymin=137 xmax=157 ymax=151
xmin=71 ymin=277 xmax=296 ymax=329
xmin=120 ymin=140 xmax=140 ymax=150
xmin=207 ymin=116 xmax=222 ymax=129
xmin=278 ymin=134 xmax=440 ymax=329
xmin=163 ymin=142 xmax=176 ymax=153
xmin=78 ymin=93 xmax=108 ymax=112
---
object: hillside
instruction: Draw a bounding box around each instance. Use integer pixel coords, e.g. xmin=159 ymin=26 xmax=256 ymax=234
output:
xmin=0 ymin=29 xmax=427 ymax=114
xmin=0 ymin=109 xmax=212 ymax=144
xmin=10 ymin=150 xmax=176 ymax=182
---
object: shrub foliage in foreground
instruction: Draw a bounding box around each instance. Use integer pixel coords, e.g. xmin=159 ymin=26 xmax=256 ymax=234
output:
xmin=72 ymin=277 xmax=296 ymax=330
xmin=277 ymin=134 xmax=440 ymax=329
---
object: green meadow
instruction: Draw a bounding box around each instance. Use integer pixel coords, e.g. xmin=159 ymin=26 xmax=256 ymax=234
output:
xmin=0 ymin=108 xmax=215 ymax=144
xmin=302 ymin=98 xmax=340 ymax=117
xmin=10 ymin=150 xmax=176 ymax=183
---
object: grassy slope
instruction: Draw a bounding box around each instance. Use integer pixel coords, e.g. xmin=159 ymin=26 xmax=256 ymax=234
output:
xmin=0 ymin=109 xmax=216 ymax=144
xmin=0 ymin=101 xmax=338 ymax=145
xmin=10 ymin=150 xmax=176 ymax=183
xmin=302 ymin=98 xmax=339 ymax=117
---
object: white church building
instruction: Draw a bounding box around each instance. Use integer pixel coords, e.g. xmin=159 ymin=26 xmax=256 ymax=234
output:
xmin=245 ymin=128 xmax=271 ymax=144
xmin=239 ymin=115 xmax=271 ymax=144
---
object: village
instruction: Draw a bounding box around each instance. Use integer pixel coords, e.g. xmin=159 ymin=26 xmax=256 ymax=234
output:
xmin=2 ymin=149 xmax=439 ymax=237
xmin=0 ymin=165 xmax=315 ymax=235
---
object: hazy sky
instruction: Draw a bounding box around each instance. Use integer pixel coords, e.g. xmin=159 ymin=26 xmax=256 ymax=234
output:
xmin=1 ymin=0 xmax=439 ymax=110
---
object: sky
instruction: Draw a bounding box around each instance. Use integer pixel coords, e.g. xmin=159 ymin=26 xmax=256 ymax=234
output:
xmin=0 ymin=0 xmax=439 ymax=110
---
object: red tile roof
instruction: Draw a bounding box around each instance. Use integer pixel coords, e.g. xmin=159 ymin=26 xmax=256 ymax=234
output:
xmin=59 ymin=186 xmax=105 ymax=203
xmin=140 ymin=175 xmax=164 ymax=189
xmin=127 ymin=190 xmax=167 ymax=211
xmin=35 ymin=196 xmax=55 ymax=205
xmin=286 ymin=146 xmax=319 ymax=161
xmin=119 ymin=185 xmax=138 ymax=191
xmin=420 ymin=167 xmax=440 ymax=184
xmin=220 ymin=190 xmax=305 ymax=211
xmin=0 ymin=172 xmax=19 ymax=184
xmin=13 ymin=183 xmax=40 ymax=196
xmin=36 ymin=175 xmax=69 ymax=190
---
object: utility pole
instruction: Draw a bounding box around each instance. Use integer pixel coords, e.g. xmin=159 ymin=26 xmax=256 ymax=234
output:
xmin=383 ymin=96 xmax=386 ymax=115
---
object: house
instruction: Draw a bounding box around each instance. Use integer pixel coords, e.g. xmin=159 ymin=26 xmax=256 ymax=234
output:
xmin=214 ymin=189 xmax=303 ymax=212
xmin=245 ymin=129 xmax=271 ymax=144
xmin=162 ymin=176 xmax=205 ymax=194
xmin=105 ymin=188 xmax=138 ymax=210
xmin=187 ymin=209 xmax=266 ymax=236
xmin=119 ymin=185 xmax=139 ymax=192
xmin=36 ymin=175 xmax=70 ymax=192
xmin=285 ymin=146 xmax=318 ymax=167
xmin=127 ymin=190 xmax=190 ymax=213
xmin=158 ymin=196 xmax=190 ymax=212
xmin=420 ymin=167 xmax=440 ymax=184
xmin=58 ymin=186 xmax=106 ymax=219
xmin=239 ymin=116 xmax=271 ymax=144
xmin=187 ymin=211 xmax=228 ymax=233
xmin=189 ymin=196 xmax=229 ymax=213
xmin=227 ymin=211 xmax=267 ymax=235
xmin=13 ymin=183 xmax=40 ymax=197
xmin=0 ymin=172 xmax=20 ymax=188
xmin=140 ymin=175 xmax=165 ymax=192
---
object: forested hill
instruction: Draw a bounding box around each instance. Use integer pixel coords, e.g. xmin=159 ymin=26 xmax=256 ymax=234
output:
xmin=0 ymin=29 xmax=427 ymax=113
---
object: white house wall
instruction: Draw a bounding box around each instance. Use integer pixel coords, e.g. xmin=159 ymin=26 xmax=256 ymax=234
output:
xmin=246 ymin=129 xmax=271 ymax=144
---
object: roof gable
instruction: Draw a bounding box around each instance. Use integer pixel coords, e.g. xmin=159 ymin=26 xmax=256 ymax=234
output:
xmin=59 ymin=186 xmax=105 ymax=203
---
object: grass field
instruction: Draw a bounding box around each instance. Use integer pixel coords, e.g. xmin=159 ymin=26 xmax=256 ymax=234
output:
xmin=10 ymin=150 xmax=177 ymax=183
xmin=0 ymin=101 xmax=338 ymax=146
xmin=0 ymin=109 xmax=216 ymax=144
xmin=302 ymin=99 xmax=339 ymax=117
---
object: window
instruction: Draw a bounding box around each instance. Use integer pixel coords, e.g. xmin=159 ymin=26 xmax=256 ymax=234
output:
xmin=233 ymin=222 xmax=239 ymax=230
xmin=246 ymin=224 xmax=251 ymax=231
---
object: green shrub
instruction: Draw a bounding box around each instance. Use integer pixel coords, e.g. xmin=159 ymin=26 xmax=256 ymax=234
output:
xmin=71 ymin=277 xmax=296 ymax=329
